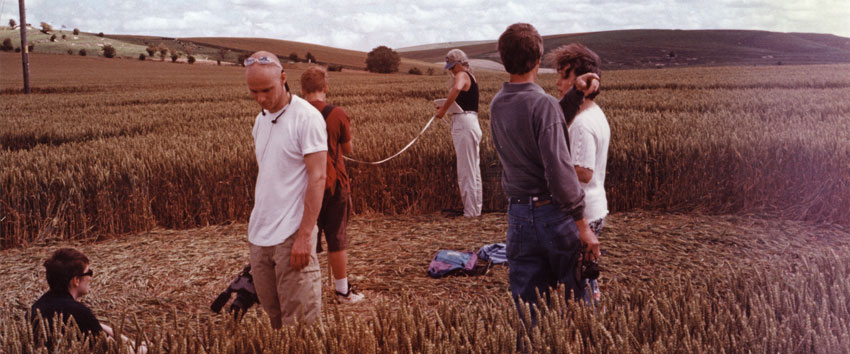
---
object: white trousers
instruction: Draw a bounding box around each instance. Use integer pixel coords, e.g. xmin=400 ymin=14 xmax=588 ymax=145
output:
xmin=451 ymin=112 xmax=483 ymax=217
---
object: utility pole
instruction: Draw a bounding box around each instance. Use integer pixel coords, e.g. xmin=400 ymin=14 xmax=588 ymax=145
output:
xmin=18 ymin=0 xmax=31 ymax=94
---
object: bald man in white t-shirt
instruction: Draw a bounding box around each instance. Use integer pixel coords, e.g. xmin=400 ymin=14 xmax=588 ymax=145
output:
xmin=244 ymin=51 xmax=327 ymax=327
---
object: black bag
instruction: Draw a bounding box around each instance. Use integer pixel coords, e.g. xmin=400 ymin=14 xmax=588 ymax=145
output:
xmin=210 ymin=265 xmax=259 ymax=320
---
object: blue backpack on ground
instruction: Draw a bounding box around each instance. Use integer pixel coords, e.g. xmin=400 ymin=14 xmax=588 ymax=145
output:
xmin=427 ymin=250 xmax=488 ymax=278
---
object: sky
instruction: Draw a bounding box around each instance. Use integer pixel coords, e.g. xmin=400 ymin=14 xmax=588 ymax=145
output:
xmin=2 ymin=0 xmax=849 ymax=52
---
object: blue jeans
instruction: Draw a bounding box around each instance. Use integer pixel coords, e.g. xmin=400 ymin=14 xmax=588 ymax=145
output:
xmin=506 ymin=201 xmax=584 ymax=311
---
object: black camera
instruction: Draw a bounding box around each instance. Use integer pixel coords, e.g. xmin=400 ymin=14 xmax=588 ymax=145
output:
xmin=575 ymin=248 xmax=603 ymax=282
xmin=210 ymin=265 xmax=259 ymax=321
xmin=580 ymin=259 xmax=600 ymax=280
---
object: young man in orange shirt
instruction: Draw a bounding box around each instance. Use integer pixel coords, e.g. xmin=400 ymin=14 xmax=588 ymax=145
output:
xmin=301 ymin=66 xmax=364 ymax=304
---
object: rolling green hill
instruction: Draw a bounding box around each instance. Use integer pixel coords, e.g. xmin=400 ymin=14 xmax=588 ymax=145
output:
xmin=399 ymin=29 xmax=850 ymax=69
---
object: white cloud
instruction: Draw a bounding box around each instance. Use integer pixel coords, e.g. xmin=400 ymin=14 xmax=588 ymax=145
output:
xmin=6 ymin=0 xmax=848 ymax=51
xmin=123 ymin=17 xmax=172 ymax=32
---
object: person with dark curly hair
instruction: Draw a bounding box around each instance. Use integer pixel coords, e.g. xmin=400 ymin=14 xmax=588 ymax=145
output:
xmin=546 ymin=43 xmax=610 ymax=303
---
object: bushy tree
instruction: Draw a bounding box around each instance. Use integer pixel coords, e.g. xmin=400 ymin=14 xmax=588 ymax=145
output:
xmin=366 ymin=45 xmax=400 ymax=73
xmin=102 ymin=45 xmax=116 ymax=58
xmin=73 ymin=28 xmax=80 ymax=35
xmin=139 ymin=53 xmax=146 ymax=60
xmin=288 ymin=52 xmax=299 ymax=63
xmin=181 ymin=42 xmax=195 ymax=56
xmin=67 ymin=49 xmax=73 ymax=55
xmin=50 ymin=34 xmax=57 ymax=42
xmin=408 ymin=67 xmax=422 ymax=75
xmin=27 ymin=42 xmax=34 ymax=52
xmin=146 ymin=45 xmax=156 ymax=57
xmin=97 ymin=32 xmax=104 ymax=37
xmin=9 ymin=19 xmax=16 ymax=28
xmin=40 ymin=22 xmax=52 ymax=33
xmin=1 ymin=38 xmax=12 ymax=51
xmin=171 ymin=53 xmax=179 ymax=63
xmin=327 ymin=64 xmax=342 ymax=72
xmin=79 ymin=48 xmax=87 ymax=56
xmin=305 ymin=52 xmax=316 ymax=63
xmin=158 ymin=45 xmax=168 ymax=61
xmin=187 ymin=55 xmax=196 ymax=64
xmin=62 ymin=34 xmax=66 ymax=39
xmin=426 ymin=67 xmax=435 ymax=76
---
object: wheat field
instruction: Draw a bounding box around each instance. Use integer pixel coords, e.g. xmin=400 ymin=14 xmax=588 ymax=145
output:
xmin=1 ymin=52 xmax=850 ymax=352
xmin=3 ymin=53 xmax=849 ymax=248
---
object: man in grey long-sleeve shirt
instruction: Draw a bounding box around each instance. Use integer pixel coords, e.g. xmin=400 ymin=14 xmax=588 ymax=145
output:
xmin=490 ymin=23 xmax=601 ymax=314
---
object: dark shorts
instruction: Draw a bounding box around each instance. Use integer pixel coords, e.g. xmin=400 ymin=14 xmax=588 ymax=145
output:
xmin=316 ymin=185 xmax=351 ymax=253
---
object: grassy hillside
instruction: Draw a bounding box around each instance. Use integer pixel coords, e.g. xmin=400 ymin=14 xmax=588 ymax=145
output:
xmin=0 ymin=27 xmax=150 ymax=58
xmin=185 ymin=37 xmax=368 ymax=67
xmin=8 ymin=28 xmax=844 ymax=71
xmin=105 ymin=34 xmax=230 ymax=62
xmin=1 ymin=28 xmax=438 ymax=71
xmin=400 ymin=29 xmax=850 ymax=69
xmin=396 ymin=39 xmax=493 ymax=52
xmin=185 ymin=37 xmax=439 ymax=72
xmin=109 ymin=34 xmax=440 ymax=72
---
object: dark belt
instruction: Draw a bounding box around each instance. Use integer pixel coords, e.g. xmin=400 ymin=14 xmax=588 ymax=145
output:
xmin=508 ymin=195 xmax=552 ymax=207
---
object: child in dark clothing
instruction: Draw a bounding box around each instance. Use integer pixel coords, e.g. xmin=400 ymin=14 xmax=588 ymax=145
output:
xmin=31 ymin=248 xmax=146 ymax=353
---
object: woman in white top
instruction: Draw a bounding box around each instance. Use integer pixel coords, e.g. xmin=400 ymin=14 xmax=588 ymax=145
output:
xmin=547 ymin=43 xmax=610 ymax=303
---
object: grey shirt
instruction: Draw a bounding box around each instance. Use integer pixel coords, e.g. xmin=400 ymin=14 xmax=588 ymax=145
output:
xmin=490 ymin=82 xmax=585 ymax=221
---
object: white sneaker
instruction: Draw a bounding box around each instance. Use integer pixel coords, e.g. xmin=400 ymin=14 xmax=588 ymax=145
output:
xmin=335 ymin=285 xmax=365 ymax=304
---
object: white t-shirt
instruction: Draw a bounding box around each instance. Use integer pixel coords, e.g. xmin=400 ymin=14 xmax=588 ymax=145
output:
xmin=568 ymin=103 xmax=610 ymax=223
xmin=248 ymin=94 xmax=327 ymax=246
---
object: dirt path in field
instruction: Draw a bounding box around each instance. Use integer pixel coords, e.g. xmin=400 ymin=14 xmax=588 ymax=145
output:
xmin=2 ymin=211 xmax=849 ymax=332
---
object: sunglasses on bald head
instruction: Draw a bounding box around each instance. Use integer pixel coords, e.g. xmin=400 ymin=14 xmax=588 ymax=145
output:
xmin=244 ymin=56 xmax=282 ymax=69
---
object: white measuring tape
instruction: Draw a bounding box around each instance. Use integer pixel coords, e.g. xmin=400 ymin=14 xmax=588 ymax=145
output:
xmin=343 ymin=115 xmax=438 ymax=165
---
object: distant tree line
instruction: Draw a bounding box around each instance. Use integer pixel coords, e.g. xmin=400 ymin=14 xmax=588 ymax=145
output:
xmin=285 ymin=51 xmax=317 ymax=63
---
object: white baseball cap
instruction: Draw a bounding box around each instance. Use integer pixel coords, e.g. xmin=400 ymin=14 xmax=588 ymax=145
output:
xmin=444 ymin=49 xmax=468 ymax=70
